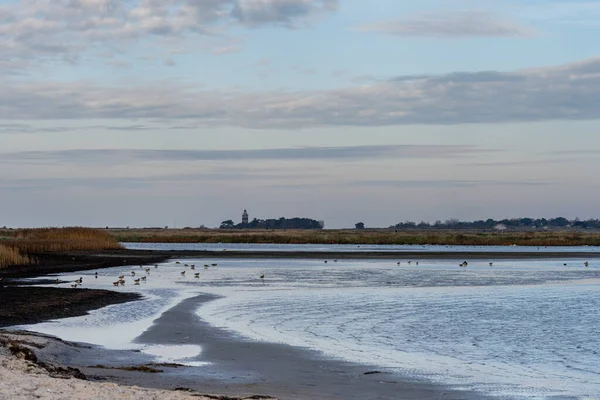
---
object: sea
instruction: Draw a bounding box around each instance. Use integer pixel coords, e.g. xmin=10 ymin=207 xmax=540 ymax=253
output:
xmin=17 ymin=243 xmax=600 ymax=400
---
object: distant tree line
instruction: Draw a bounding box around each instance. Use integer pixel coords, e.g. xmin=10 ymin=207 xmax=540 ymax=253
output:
xmin=389 ymin=217 xmax=600 ymax=230
xmin=220 ymin=217 xmax=325 ymax=230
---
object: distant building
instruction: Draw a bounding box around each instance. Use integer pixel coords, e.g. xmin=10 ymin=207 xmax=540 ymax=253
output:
xmin=494 ymin=224 xmax=507 ymax=231
xmin=242 ymin=209 xmax=249 ymax=225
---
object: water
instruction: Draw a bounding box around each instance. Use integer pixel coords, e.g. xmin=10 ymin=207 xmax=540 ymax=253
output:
xmin=123 ymin=242 xmax=600 ymax=253
xmin=17 ymin=251 xmax=600 ymax=399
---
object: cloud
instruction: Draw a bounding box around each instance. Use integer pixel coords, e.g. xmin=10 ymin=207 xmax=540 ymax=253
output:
xmin=232 ymin=0 xmax=338 ymax=28
xmin=212 ymin=46 xmax=241 ymax=55
xmin=2 ymin=145 xmax=487 ymax=164
xmin=0 ymin=123 xmax=196 ymax=134
xmin=522 ymin=2 xmax=600 ymax=26
xmin=0 ymin=171 xmax=321 ymax=191
xmin=357 ymin=11 xmax=536 ymax=38
xmin=353 ymin=179 xmax=551 ymax=189
xmin=2 ymin=56 xmax=600 ymax=127
xmin=0 ymin=0 xmax=338 ymax=69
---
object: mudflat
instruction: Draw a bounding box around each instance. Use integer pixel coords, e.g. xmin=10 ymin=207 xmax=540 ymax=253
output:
xmin=0 ymin=251 xmax=167 ymax=328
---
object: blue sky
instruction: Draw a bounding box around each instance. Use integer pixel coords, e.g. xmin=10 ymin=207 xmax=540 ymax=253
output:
xmin=2 ymin=0 xmax=600 ymax=228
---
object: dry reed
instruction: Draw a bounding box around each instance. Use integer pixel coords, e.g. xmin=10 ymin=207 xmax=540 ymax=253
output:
xmin=0 ymin=244 xmax=31 ymax=268
xmin=1 ymin=227 xmax=122 ymax=259
xmin=111 ymin=228 xmax=600 ymax=247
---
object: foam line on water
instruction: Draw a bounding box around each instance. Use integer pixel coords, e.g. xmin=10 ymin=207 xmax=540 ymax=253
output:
xmin=141 ymin=345 xmax=208 ymax=366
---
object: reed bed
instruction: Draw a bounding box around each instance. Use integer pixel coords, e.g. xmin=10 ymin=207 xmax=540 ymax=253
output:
xmin=0 ymin=245 xmax=31 ymax=269
xmin=0 ymin=227 xmax=122 ymax=268
xmin=112 ymin=229 xmax=600 ymax=247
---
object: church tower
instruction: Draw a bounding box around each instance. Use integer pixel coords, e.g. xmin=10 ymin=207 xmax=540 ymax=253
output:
xmin=242 ymin=209 xmax=249 ymax=226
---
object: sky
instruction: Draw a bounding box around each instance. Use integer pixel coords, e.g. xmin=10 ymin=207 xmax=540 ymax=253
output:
xmin=2 ymin=0 xmax=600 ymax=229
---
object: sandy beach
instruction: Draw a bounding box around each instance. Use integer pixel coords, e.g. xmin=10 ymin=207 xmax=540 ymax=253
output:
xmin=0 ymin=331 xmax=276 ymax=400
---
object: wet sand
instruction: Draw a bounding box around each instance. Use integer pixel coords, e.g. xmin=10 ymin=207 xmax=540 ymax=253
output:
xmin=0 ymin=331 xmax=273 ymax=400
xmin=94 ymin=294 xmax=485 ymax=400
xmin=0 ymin=287 xmax=141 ymax=328
xmin=0 ymin=252 xmax=163 ymax=328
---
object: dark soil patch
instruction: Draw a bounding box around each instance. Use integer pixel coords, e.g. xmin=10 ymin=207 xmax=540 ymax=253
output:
xmin=89 ymin=364 xmax=163 ymax=373
xmin=1 ymin=251 xmax=169 ymax=279
xmin=0 ymin=286 xmax=140 ymax=327
xmin=0 ymin=251 xmax=166 ymax=328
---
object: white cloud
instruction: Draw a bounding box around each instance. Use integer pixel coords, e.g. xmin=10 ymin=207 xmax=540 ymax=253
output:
xmin=0 ymin=0 xmax=338 ymax=69
xmin=357 ymin=10 xmax=536 ymax=38
xmin=1 ymin=57 xmax=600 ymax=127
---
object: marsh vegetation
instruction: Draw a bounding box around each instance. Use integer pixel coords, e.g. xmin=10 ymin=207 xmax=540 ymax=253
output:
xmin=111 ymin=228 xmax=600 ymax=247
xmin=0 ymin=227 xmax=122 ymax=268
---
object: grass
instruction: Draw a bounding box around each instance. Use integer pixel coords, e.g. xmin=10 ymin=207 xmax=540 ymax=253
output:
xmin=110 ymin=228 xmax=600 ymax=247
xmin=0 ymin=227 xmax=122 ymax=268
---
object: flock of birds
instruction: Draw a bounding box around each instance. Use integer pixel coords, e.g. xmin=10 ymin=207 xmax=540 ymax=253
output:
xmin=60 ymin=258 xmax=592 ymax=288
xmin=62 ymin=260 xmax=268 ymax=289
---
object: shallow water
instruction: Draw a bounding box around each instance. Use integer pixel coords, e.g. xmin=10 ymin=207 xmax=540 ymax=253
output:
xmin=18 ymin=254 xmax=600 ymax=399
xmin=123 ymin=242 xmax=600 ymax=253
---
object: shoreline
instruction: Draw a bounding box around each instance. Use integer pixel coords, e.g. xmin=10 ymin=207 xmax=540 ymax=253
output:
xmin=2 ymin=247 xmax=598 ymax=333
xmin=1 ymin=251 xmax=168 ymax=328
xmin=9 ymin=295 xmax=486 ymax=400
xmin=0 ymin=330 xmax=275 ymax=400
xmin=74 ymin=248 xmax=600 ymax=260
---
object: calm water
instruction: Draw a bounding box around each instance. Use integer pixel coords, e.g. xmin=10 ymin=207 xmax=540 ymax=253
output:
xmin=123 ymin=242 xmax=600 ymax=253
xmin=19 ymin=247 xmax=600 ymax=399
